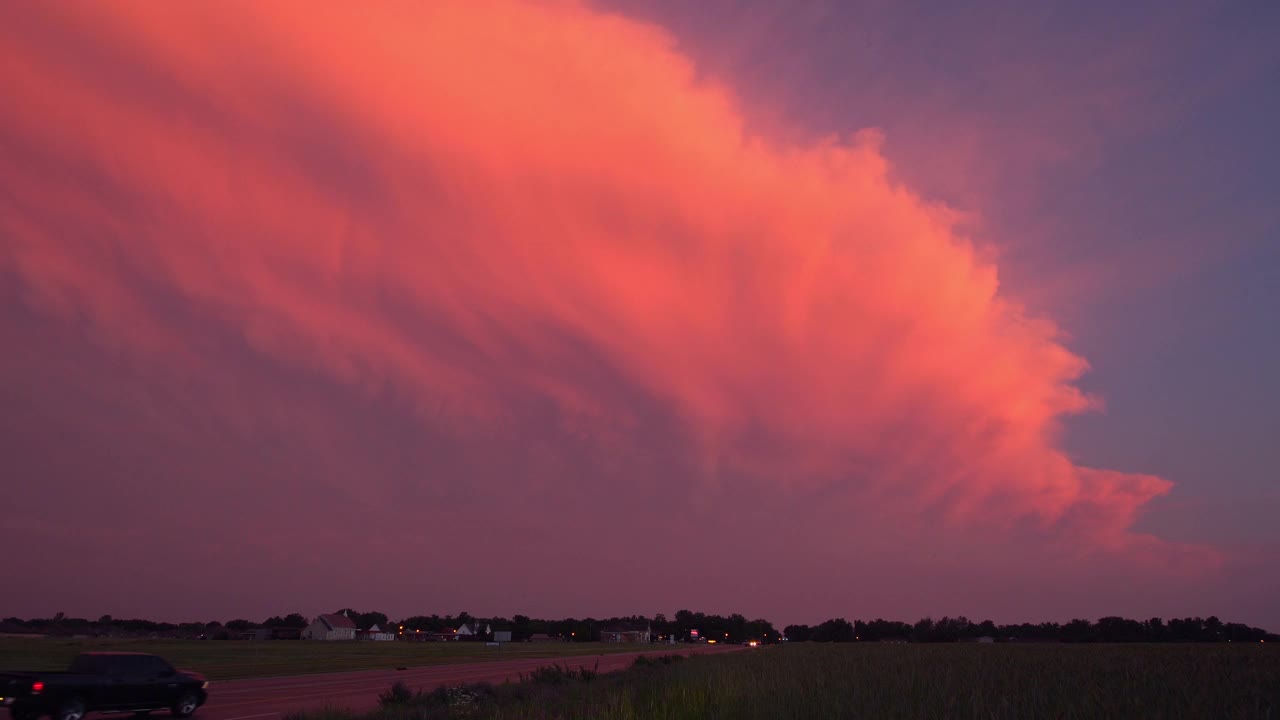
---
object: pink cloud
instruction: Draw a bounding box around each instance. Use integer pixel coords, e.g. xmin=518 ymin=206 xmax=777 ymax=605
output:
xmin=0 ymin=1 xmax=1223 ymax=619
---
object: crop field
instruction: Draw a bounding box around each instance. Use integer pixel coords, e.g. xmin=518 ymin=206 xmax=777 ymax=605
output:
xmin=290 ymin=642 xmax=1280 ymax=720
xmin=0 ymin=638 xmax=655 ymax=681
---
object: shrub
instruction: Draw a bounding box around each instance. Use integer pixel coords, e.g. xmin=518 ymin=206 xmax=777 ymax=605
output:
xmin=522 ymin=663 xmax=594 ymax=686
xmin=377 ymin=681 xmax=412 ymax=707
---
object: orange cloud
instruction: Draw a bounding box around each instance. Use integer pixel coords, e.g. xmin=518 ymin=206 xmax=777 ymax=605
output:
xmin=0 ymin=1 xmax=1210 ymax=565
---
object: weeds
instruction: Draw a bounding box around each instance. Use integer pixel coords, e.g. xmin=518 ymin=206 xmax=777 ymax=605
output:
xmin=289 ymin=644 xmax=1280 ymax=720
xmin=377 ymin=681 xmax=413 ymax=707
xmin=520 ymin=661 xmax=599 ymax=685
xmin=631 ymin=653 xmax=684 ymax=669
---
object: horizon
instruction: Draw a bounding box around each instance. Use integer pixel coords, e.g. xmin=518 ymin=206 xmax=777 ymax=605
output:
xmin=7 ymin=609 xmax=1275 ymax=638
xmin=2 ymin=1 xmax=1277 ymax=630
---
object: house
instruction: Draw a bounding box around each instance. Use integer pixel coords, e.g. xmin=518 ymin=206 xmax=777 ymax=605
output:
xmin=456 ymin=623 xmax=491 ymax=640
xmin=302 ymin=613 xmax=358 ymax=641
xmin=600 ymin=622 xmax=651 ymax=643
xmin=358 ymin=623 xmax=395 ymax=642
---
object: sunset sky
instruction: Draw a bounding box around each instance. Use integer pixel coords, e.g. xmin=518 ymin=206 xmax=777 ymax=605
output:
xmin=2 ymin=0 xmax=1277 ymax=629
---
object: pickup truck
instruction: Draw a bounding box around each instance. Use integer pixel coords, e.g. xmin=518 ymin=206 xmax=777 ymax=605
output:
xmin=1 ymin=652 xmax=208 ymax=720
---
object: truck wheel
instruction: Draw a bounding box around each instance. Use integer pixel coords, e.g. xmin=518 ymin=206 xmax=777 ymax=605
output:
xmin=172 ymin=693 xmax=200 ymax=718
xmin=54 ymin=698 xmax=87 ymax=720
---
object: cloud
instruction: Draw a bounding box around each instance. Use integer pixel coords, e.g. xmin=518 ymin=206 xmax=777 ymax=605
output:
xmin=0 ymin=0 xmax=1220 ymax=617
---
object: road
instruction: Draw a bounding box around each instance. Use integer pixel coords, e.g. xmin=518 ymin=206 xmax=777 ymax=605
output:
xmin=198 ymin=645 xmax=739 ymax=720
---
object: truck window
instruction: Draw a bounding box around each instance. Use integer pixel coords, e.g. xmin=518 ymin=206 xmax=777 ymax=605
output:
xmin=119 ymin=656 xmax=155 ymax=675
xmin=68 ymin=655 xmax=110 ymax=674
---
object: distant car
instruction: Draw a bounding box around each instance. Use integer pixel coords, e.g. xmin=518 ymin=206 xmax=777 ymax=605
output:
xmin=1 ymin=652 xmax=208 ymax=720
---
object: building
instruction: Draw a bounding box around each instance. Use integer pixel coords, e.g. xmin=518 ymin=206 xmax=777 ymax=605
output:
xmin=456 ymin=623 xmax=491 ymax=640
xmin=358 ymin=623 xmax=395 ymax=642
xmin=600 ymin=623 xmax=651 ymax=643
xmin=302 ymin=613 xmax=358 ymax=641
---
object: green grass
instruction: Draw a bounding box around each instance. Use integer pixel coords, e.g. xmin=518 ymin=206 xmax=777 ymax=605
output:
xmin=289 ymin=643 xmax=1280 ymax=720
xmin=0 ymin=638 xmax=658 ymax=681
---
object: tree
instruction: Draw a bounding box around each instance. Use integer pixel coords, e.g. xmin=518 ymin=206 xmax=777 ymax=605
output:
xmin=357 ymin=611 xmax=389 ymax=630
xmin=784 ymin=624 xmax=812 ymax=642
xmin=1061 ymin=619 xmax=1095 ymax=643
xmin=97 ymin=615 xmax=114 ymax=626
xmin=813 ymin=619 xmax=855 ymax=643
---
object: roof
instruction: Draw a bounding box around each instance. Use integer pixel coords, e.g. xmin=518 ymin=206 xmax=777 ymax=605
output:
xmin=318 ymin=613 xmax=358 ymax=630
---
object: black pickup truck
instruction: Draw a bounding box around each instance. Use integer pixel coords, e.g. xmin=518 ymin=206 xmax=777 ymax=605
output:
xmin=1 ymin=652 xmax=208 ymax=720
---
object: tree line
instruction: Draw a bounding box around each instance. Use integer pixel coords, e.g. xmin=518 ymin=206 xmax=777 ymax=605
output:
xmin=3 ymin=611 xmax=1273 ymax=643
xmin=782 ymin=615 xmax=1277 ymax=643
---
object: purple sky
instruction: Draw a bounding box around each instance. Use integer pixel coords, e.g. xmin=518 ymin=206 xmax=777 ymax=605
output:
xmin=1 ymin=0 xmax=1277 ymax=629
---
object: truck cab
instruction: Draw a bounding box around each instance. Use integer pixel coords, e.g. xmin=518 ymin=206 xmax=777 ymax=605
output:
xmin=1 ymin=652 xmax=208 ymax=720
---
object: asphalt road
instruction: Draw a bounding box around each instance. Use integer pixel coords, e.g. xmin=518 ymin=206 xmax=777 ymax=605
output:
xmin=197 ymin=645 xmax=739 ymax=720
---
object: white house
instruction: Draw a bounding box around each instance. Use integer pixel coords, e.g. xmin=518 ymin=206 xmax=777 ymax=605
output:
xmin=302 ymin=612 xmax=358 ymax=641
xmin=359 ymin=623 xmax=396 ymax=642
xmin=456 ymin=623 xmax=490 ymax=638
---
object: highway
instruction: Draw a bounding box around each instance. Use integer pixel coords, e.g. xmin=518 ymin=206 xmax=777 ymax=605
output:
xmin=199 ymin=645 xmax=738 ymax=720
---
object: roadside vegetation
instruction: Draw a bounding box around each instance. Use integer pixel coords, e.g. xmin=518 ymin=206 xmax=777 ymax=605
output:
xmin=285 ymin=643 xmax=1280 ymax=720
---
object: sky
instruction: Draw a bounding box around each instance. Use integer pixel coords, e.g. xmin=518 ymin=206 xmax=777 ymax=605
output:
xmin=1 ymin=0 xmax=1277 ymax=629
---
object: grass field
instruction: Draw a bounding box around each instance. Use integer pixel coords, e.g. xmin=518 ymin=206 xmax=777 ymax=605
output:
xmin=0 ymin=638 xmax=659 ymax=680
xmin=289 ymin=642 xmax=1280 ymax=720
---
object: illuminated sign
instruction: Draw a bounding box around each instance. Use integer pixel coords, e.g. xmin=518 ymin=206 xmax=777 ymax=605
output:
xmin=690 ymin=629 xmax=699 ymax=638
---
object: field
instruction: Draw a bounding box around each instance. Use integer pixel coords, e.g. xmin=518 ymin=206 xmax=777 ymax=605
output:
xmin=0 ymin=638 xmax=660 ymax=681
xmin=289 ymin=642 xmax=1280 ymax=720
